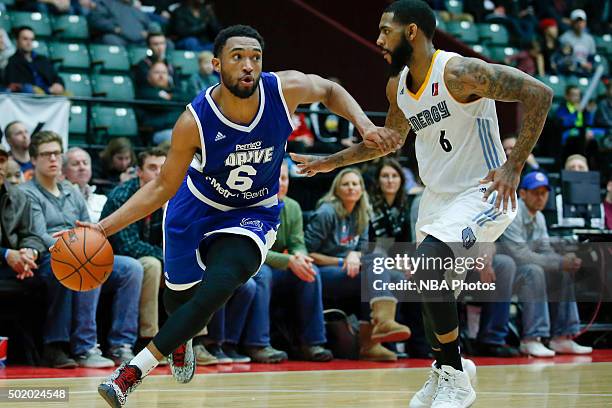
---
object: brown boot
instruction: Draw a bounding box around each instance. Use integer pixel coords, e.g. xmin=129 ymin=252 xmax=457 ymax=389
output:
xmin=359 ymin=322 xmax=397 ymax=361
xmin=370 ymin=299 xmax=411 ymax=343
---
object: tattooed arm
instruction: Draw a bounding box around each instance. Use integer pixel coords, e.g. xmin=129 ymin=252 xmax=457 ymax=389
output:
xmin=290 ymin=76 xmax=411 ymax=176
xmin=445 ymin=56 xmax=553 ymax=211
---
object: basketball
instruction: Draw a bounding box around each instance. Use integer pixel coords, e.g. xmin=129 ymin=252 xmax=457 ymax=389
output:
xmin=50 ymin=227 xmax=114 ymax=292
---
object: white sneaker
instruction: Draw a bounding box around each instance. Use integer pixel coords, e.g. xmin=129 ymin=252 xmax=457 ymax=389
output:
xmin=431 ymin=365 xmax=476 ymax=408
xmin=549 ymin=339 xmax=592 ymax=355
xmin=408 ymin=358 xmax=476 ymax=408
xmin=520 ymin=340 xmax=555 ymax=357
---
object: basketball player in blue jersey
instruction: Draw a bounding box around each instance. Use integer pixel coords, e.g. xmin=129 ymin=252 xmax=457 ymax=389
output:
xmin=72 ymin=25 xmax=402 ymax=407
xmin=291 ymin=1 xmax=553 ymax=407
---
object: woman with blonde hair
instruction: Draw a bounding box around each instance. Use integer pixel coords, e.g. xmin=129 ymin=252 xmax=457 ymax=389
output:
xmin=305 ymin=168 xmax=410 ymax=361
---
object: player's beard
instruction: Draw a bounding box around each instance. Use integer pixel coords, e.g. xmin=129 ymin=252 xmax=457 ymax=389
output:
xmin=222 ymin=72 xmax=261 ymax=99
xmin=388 ymin=36 xmax=413 ymax=76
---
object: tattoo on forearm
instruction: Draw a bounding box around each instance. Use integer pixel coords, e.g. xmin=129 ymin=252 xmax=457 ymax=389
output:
xmin=328 ymin=143 xmax=386 ymax=168
xmin=385 ymin=103 xmax=410 ymax=139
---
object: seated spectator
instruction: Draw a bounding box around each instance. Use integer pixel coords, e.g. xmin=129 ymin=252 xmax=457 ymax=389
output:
xmin=0 ymin=28 xmax=15 ymax=82
xmin=185 ymin=50 xmax=218 ymax=98
xmin=551 ymin=43 xmax=584 ymax=76
xmin=133 ymin=32 xmax=180 ymax=88
xmin=595 ymin=81 xmax=612 ymax=129
xmin=14 ymin=0 xmax=72 ymax=14
xmin=485 ymin=0 xmax=538 ymax=47
xmin=305 ymin=168 xmax=410 ymax=361
xmin=286 ymin=112 xmax=315 ymax=153
xmin=605 ymin=174 xmax=612 ymax=230
xmin=244 ymin=161 xmax=332 ymax=363
xmin=136 ymin=61 xmax=188 ymax=144
xmin=5 ymin=26 xmax=65 ymax=95
xmin=556 ymin=154 xmax=604 ymax=228
xmin=538 ymin=18 xmax=559 ymax=74
xmin=502 ymin=135 xmax=540 ymax=175
xmin=499 ymin=172 xmax=592 ymax=356
xmin=558 ymin=9 xmax=596 ymax=76
xmin=5 ymin=157 xmax=24 ymax=186
xmin=506 ymin=40 xmax=544 ymax=76
xmin=20 ymin=131 xmax=144 ymax=367
xmin=3 ymin=121 xmax=34 ymax=181
xmin=92 ymin=137 xmax=137 ymax=195
xmin=309 ymin=77 xmax=355 ymax=153
xmin=89 ymin=0 xmax=155 ymax=46
xmin=0 ymin=145 xmax=46 ymax=283
xmin=167 ymin=0 xmax=221 ymax=52
xmin=63 ymin=147 xmax=107 ymax=222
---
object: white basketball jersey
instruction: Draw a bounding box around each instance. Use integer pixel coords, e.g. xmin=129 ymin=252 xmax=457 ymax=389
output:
xmin=397 ymin=50 xmax=506 ymax=194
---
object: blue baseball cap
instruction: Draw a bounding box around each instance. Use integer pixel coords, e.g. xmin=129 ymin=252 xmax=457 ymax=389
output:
xmin=520 ymin=172 xmax=551 ymax=190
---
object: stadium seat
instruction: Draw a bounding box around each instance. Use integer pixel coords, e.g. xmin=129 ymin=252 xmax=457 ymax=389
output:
xmin=535 ymin=74 xmax=566 ymax=100
xmin=595 ymin=34 xmax=612 ymax=56
xmin=91 ymin=105 xmax=139 ymax=141
xmin=477 ymin=23 xmax=509 ymax=45
xmin=49 ymin=42 xmax=90 ymax=71
xmin=32 ymin=40 xmax=49 ymax=57
xmin=91 ymin=74 xmax=135 ymax=100
xmin=0 ymin=0 xmax=15 ymax=7
xmin=471 ymin=44 xmax=491 ymax=59
xmin=170 ymin=50 xmax=199 ymax=77
xmin=0 ymin=10 xmax=10 ymax=32
xmin=10 ymin=12 xmax=52 ymax=38
xmin=89 ymin=44 xmax=130 ymax=73
xmin=488 ymin=46 xmax=519 ymax=64
xmin=128 ymin=46 xmax=150 ymax=67
xmin=59 ymin=72 xmax=92 ymax=97
xmin=446 ymin=21 xmax=479 ymax=44
xmin=52 ymin=15 xmax=89 ymax=41
xmin=68 ymin=104 xmax=88 ymax=144
xmin=444 ymin=0 xmax=463 ymax=14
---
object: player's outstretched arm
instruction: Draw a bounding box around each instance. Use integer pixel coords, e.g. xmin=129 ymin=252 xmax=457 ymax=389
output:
xmin=290 ymin=76 xmax=411 ymax=176
xmin=445 ymin=57 xmax=553 ymax=212
xmin=91 ymin=111 xmax=199 ymax=236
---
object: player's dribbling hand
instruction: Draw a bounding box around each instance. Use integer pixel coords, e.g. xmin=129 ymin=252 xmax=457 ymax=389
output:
xmin=362 ymin=126 xmax=403 ymax=154
xmin=480 ymin=162 xmax=521 ymax=213
xmin=51 ymin=221 xmax=107 ymax=240
xmin=289 ymin=153 xmax=335 ymax=177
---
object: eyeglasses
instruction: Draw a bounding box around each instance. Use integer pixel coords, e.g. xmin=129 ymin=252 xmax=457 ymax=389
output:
xmin=38 ymin=150 xmax=62 ymax=159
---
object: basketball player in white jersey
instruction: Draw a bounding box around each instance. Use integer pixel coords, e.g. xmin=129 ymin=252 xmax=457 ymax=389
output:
xmin=291 ymin=1 xmax=553 ymax=407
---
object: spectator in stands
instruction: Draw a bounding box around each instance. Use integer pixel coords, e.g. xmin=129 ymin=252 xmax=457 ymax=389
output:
xmin=133 ymin=32 xmax=179 ymax=88
xmin=485 ymin=0 xmax=538 ymax=47
xmin=595 ymin=81 xmax=612 ymax=129
xmin=185 ymin=50 xmax=217 ymax=98
xmin=309 ymin=77 xmax=355 ymax=153
xmin=92 ymin=137 xmax=137 ymax=195
xmin=556 ymin=154 xmax=604 ymax=228
xmin=244 ymin=161 xmax=332 ymax=363
xmin=5 ymin=26 xmax=65 ymax=95
xmin=100 ymin=148 xmax=169 ymax=355
xmin=14 ymin=0 xmax=72 ymax=14
xmin=0 ymin=28 xmax=15 ymax=83
xmin=0 ymin=145 xmax=45 ymax=283
xmin=136 ymin=61 xmax=188 ymax=144
xmin=559 ymin=9 xmax=596 ymax=76
xmin=551 ymin=43 xmax=584 ymax=76
xmin=499 ymin=172 xmax=592 ymax=356
xmin=63 ymin=148 xmax=107 ymax=222
xmin=502 ymin=135 xmax=541 ymax=175
xmin=286 ymin=112 xmax=315 ymax=153
xmin=605 ymin=174 xmax=612 ymax=230
xmin=3 ymin=121 xmax=34 ymax=181
xmin=89 ymin=0 xmax=155 ymax=46
xmin=538 ymin=18 xmax=559 ymax=74
xmin=305 ymin=168 xmax=410 ymax=361
xmin=20 ymin=131 xmax=144 ymax=367
xmin=167 ymin=0 xmax=222 ymax=51
xmin=5 ymin=157 xmax=24 ymax=186
xmin=506 ymin=40 xmax=544 ymax=76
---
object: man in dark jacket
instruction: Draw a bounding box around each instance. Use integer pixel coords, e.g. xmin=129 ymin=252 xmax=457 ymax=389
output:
xmin=5 ymin=26 xmax=64 ymax=95
xmin=89 ymin=0 xmax=154 ymax=46
xmin=0 ymin=145 xmax=46 ymax=282
xmin=167 ymin=0 xmax=221 ymax=51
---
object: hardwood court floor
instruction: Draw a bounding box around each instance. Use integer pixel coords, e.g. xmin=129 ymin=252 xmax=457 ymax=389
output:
xmin=1 ymin=360 xmax=611 ymax=407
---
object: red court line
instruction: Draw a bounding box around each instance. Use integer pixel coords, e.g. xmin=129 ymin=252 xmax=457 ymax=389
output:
xmin=1 ymin=349 xmax=611 ymax=380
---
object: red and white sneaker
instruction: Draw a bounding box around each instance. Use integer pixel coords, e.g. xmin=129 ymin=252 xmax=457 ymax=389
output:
xmin=98 ymin=362 xmax=142 ymax=407
xmin=168 ymin=339 xmax=196 ymax=384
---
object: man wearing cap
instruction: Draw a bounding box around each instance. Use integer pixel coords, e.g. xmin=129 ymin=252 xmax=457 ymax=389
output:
xmin=0 ymin=145 xmax=46 ymax=282
xmin=498 ymin=171 xmax=592 ymax=356
xmin=559 ymin=9 xmax=596 ymax=75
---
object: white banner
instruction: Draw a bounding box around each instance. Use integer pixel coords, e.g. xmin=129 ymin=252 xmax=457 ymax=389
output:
xmin=0 ymin=93 xmax=70 ymax=150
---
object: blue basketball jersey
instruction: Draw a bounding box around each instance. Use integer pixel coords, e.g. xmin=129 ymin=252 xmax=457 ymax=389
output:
xmin=185 ymin=72 xmax=295 ymax=211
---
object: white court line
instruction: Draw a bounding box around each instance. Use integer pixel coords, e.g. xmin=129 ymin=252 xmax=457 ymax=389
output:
xmin=65 ymin=388 xmax=612 ymax=398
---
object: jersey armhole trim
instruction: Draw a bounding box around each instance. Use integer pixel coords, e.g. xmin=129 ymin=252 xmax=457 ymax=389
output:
xmin=271 ymin=72 xmax=297 ymax=131
xmin=186 ymin=103 xmax=206 ymax=170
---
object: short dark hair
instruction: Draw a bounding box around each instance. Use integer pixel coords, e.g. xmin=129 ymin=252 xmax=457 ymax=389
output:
xmin=384 ymin=0 xmax=436 ymax=39
xmin=3 ymin=120 xmax=23 ymax=141
xmin=14 ymin=25 xmax=34 ymax=38
xmin=29 ymin=131 xmax=63 ymax=157
xmin=146 ymin=31 xmax=165 ymax=46
xmin=137 ymin=147 xmax=167 ymax=169
xmin=213 ymin=24 xmax=264 ymax=58
xmin=565 ymin=85 xmax=580 ymax=94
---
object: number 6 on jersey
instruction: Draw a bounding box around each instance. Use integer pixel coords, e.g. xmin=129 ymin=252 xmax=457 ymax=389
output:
xmin=439 ymin=130 xmax=452 ymax=152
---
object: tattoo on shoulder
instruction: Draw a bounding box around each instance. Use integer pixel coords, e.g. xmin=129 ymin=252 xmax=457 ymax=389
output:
xmin=447 ymin=58 xmax=526 ymax=101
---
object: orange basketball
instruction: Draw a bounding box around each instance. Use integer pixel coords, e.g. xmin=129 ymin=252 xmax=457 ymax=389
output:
xmin=50 ymin=227 xmax=114 ymax=292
